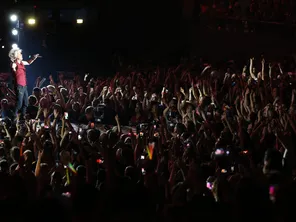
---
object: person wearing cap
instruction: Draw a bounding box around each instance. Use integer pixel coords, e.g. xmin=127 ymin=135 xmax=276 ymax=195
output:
xmin=8 ymin=47 xmax=39 ymax=119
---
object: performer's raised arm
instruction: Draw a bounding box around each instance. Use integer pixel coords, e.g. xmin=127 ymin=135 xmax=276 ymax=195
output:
xmin=22 ymin=54 xmax=39 ymax=65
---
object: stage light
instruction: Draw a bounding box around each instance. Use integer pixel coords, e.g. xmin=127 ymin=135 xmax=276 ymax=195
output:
xmin=12 ymin=44 xmax=18 ymax=49
xmin=10 ymin=14 xmax=18 ymax=22
xmin=1 ymin=46 xmax=4 ymax=49
xmin=76 ymin=19 xmax=83 ymax=24
xmin=28 ymin=18 xmax=36 ymax=25
xmin=12 ymin=29 xmax=18 ymax=36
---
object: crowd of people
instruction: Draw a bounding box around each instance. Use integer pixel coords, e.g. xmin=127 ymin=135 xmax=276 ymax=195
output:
xmin=1 ymin=57 xmax=296 ymax=221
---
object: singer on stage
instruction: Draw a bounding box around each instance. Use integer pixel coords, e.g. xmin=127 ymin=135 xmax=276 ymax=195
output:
xmin=8 ymin=48 xmax=39 ymax=119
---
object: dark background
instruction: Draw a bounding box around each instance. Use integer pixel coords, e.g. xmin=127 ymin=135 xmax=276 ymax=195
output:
xmin=0 ymin=0 xmax=198 ymax=79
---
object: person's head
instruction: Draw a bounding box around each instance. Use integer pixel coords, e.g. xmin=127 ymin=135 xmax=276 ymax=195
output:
xmin=28 ymin=95 xmax=38 ymax=106
xmin=78 ymin=87 xmax=84 ymax=95
xmin=8 ymin=48 xmax=22 ymax=62
xmin=53 ymin=104 xmax=62 ymax=115
xmin=40 ymin=163 xmax=50 ymax=180
xmin=124 ymin=166 xmax=136 ymax=180
xmin=60 ymin=88 xmax=68 ymax=98
xmin=272 ymin=88 xmax=278 ymax=99
xmin=96 ymin=169 xmax=106 ymax=185
xmin=92 ymin=99 xmax=100 ymax=108
xmin=125 ymin=84 xmax=129 ymax=91
xmin=104 ymin=98 xmax=111 ymax=107
xmin=60 ymin=150 xmax=71 ymax=166
xmin=0 ymin=147 xmax=5 ymax=159
xmin=87 ymin=129 xmax=100 ymax=144
xmin=10 ymin=146 xmax=20 ymax=163
xmin=41 ymin=87 xmax=48 ymax=96
xmin=85 ymin=106 xmax=94 ymax=120
xmin=56 ymin=126 xmax=63 ymax=139
xmin=43 ymin=140 xmax=54 ymax=162
xmin=169 ymin=98 xmax=177 ymax=108
xmin=185 ymin=120 xmax=195 ymax=133
xmin=151 ymin=102 xmax=158 ymax=114
xmin=76 ymin=165 xmax=86 ymax=183
xmin=72 ymin=102 xmax=80 ymax=112
xmin=174 ymin=123 xmax=186 ymax=135
xmin=1 ymin=99 xmax=8 ymax=109
xmin=9 ymin=163 xmax=18 ymax=175
xmin=107 ymin=130 xmax=119 ymax=148
xmin=51 ymin=171 xmax=62 ymax=187
xmin=55 ymin=99 xmax=62 ymax=106
xmin=47 ymin=85 xmax=55 ymax=94
xmin=212 ymin=177 xmax=232 ymax=203
xmin=39 ymin=97 xmax=49 ymax=109
xmin=0 ymin=160 xmax=9 ymax=173
xmin=32 ymin=87 xmax=41 ymax=98
xmin=263 ymin=149 xmax=283 ymax=174
xmin=135 ymin=102 xmax=142 ymax=114
xmin=23 ymin=150 xmax=33 ymax=164
xmin=185 ymin=102 xmax=194 ymax=113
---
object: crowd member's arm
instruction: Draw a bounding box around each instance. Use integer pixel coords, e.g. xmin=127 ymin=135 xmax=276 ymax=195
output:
xmin=142 ymin=91 xmax=149 ymax=111
xmin=81 ymin=96 xmax=90 ymax=114
xmin=250 ymin=91 xmax=256 ymax=113
xmin=261 ymin=58 xmax=265 ymax=81
xmin=14 ymin=114 xmax=21 ymax=136
xmin=235 ymin=97 xmax=242 ymax=118
xmin=289 ymin=89 xmax=295 ymax=115
xmin=196 ymin=82 xmax=203 ymax=102
xmin=188 ymin=87 xmax=193 ymax=102
xmin=35 ymin=106 xmax=43 ymax=120
xmin=49 ymin=75 xmax=56 ymax=86
xmin=243 ymin=89 xmax=251 ymax=116
xmin=250 ymin=122 xmax=265 ymax=139
xmin=176 ymin=92 xmax=185 ymax=117
xmin=168 ymin=162 xmax=177 ymax=188
xmin=268 ymin=63 xmax=272 ymax=79
xmin=249 ymin=58 xmax=257 ymax=80
xmin=159 ymin=117 xmax=168 ymax=149
xmin=163 ymin=105 xmax=170 ymax=123
xmin=278 ymin=63 xmax=283 ymax=75
xmin=65 ymin=118 xmax=75 ymax=132
xmin=221 ymin=113 xmax=234 ymax=135
xmin=61 ymin=117 xmax=65 ymax=138
xmin=105 ymin=87 xmax=113 ymax=100
xmin=236 ymin=116 xmax=245 ymax=148
xmin=201 ymin=65 xmax=211 ymax=76
xmin=115 ymin=115 xmax=121 ymax=135
xmin=55 ymin=87 xmax=66 ymax=109
xmin=50 ymin=114 xmax=59 ymax=154
xmin=134 ymin=134 xmax=145 ymax=163
xmin=60 ymin=130 xmax=70 ymax=149
xmin=34 ymin=150 xmax=43 ymax=177
xmin=43 ymin=108 xmax=50 ymax=127
xmin=192 ymin=84 xmax=199 ymax=101
xmin=161 ymin=89 xmax=170 ymax=119
xmin=3 ymin=124 xmax=11 ymax=141
xmin=286 ymin=114 xmax=296 ymax=135
xmin=180 ymin=87 xmax=188 ymax=100
xmin=202 ymin=80 xmax=209 ymax=97
xmin=58 ymin=73 xmax=64 ymax=85
xmin=35 ymin=76 xmax=41 ymax=88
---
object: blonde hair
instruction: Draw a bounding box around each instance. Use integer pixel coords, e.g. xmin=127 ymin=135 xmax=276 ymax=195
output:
xmin=8 ymin=48 xmax=22 ymax=62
